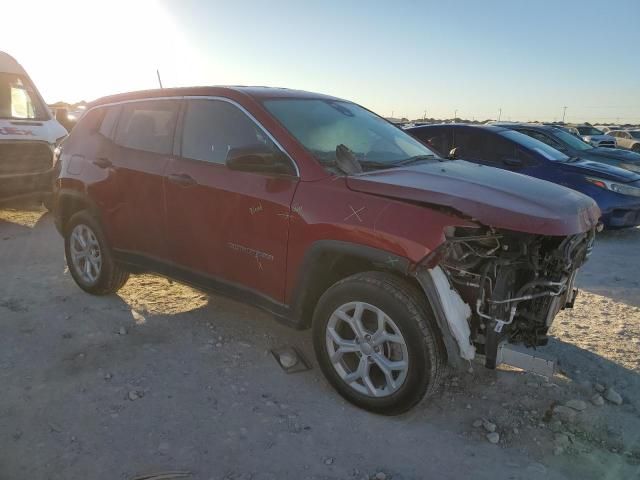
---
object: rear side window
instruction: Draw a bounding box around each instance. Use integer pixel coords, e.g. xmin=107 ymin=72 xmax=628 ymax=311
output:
xmin=98 ymin=106 xmax=121 ymax=140
xmin=181 ymin=99 xmax=276 ymax=164
xmin=115 ymin=100 xmax=179 ymax=155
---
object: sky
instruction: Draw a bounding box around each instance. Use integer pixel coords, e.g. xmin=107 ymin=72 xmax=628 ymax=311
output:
xmin=1 ymin=0 xmax=639 ymax=123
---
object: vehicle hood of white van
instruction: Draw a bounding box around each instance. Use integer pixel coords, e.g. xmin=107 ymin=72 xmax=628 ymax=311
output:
xmin=0 ymin=119 xmax=67 ymax=144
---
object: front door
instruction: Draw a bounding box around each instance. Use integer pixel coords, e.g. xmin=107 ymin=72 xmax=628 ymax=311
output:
xmin=164 ymin=98 xmax=298 ymax=302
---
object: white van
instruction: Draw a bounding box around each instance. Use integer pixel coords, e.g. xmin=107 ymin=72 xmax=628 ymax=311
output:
xmin=0 ymin=51 xmax=67 ymax=205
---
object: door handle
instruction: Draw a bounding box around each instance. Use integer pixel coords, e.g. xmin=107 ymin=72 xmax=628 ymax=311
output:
xmin=167 ymin=173 xmax=197 ymax=187
xmin=93 ymin=157 xmax=112 ymax=169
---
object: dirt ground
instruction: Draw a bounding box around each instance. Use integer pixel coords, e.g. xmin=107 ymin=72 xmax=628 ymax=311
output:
xmin=1 ymin=204 xmax=639 ymax=480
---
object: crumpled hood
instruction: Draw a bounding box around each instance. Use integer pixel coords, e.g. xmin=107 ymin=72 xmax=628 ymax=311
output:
xmin=346 ymin=160 xmax=600 ymax=236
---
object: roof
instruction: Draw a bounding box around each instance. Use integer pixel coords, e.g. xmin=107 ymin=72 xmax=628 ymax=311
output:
xmin=89 ymin=85 xmax=344 ymax=108
xmin=0 ymin=51 xmax=25 ymax=75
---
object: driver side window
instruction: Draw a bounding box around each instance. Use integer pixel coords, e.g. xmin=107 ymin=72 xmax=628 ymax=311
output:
xmin=181 ymin=99 xmax=277 ymax=165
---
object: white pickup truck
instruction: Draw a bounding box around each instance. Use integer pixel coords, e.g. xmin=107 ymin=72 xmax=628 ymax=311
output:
xmin=0 ymin=51 xmax=67 ymax=205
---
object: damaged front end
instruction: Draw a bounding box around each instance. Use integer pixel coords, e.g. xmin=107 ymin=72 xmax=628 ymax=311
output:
xmin=416 ymin=225 xmax=595 ymax=371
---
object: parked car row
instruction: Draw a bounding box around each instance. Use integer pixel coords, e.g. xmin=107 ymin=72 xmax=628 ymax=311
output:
xmin=408 ymin=123 xmax=640 ymax=229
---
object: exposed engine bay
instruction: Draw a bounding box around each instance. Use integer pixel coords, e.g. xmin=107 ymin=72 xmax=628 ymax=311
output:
xmin=424 ymin=225 xmax=595 ymax=369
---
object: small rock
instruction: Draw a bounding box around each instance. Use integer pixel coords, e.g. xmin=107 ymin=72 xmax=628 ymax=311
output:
xmin=104 ymin=372 xmax=113 ymax=380
xmin=323 ymin=457 xmax=334 ymax=465
xmin=513 ymin=427 xmax=519 ymax=435
xmin=553 ymin=405 xmax=577 ymax=423
xmin=482 ymin=420 xmax=497 ymax=433
xmin=215 ymin=342 xmax=222 ymax=348
xmin=486 ymin=432 xmax=500 ymax=444
xmin=131 ymin=310 xmax=145 ymax=323
xmin=118 ymin=326 xmax=127 ymax=335
xmin=554 ymin=433 xmax=570 ymax=447
xmin=374 ymin=473 xmax=387 ymax=480
xmin=604 ymin=388 xmax=623 ymax=405
xmin=549 ymin=420 xmax=563 ymax=433
xmin=591 ymin=394 xmax=605 ymax=406
xmin=465 ymin=404 xmax=472 ymax=409
xmin=565 ymin=399 xmax=587 ymax=411
xmin=472 ymin=419 xmax=483 ymax=428
xmin=279 ymin=351 xmax=298 ymax=368
xmin=553 ymin=446 xmax=564 ymax=456
xmin=594 ymin=383 xmax=605 ymax=393
xmin=128 ymin=390 xmax=140 ymax=401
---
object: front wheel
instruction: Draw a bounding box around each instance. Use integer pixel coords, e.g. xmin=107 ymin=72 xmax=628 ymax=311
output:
xmin=312 ymin=272 xmax=445 ymax=415
xmin=64 ymin=211 xmax=129 ymax=295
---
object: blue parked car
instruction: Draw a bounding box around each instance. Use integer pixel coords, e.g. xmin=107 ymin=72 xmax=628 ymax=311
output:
xmin=492 ymin=123 xmax=640 ymax=174
xmin=407 ymin=124 xmax=640 ymax=229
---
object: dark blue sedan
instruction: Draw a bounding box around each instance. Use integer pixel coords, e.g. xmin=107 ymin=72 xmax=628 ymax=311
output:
xmin=407 ymin=124 xmax=640 ymax=229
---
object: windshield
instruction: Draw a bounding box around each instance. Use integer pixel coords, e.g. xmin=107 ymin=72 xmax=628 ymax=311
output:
xmin=499 ymin=130 xmax=570 ymax=162
xmin=0 ymin=73 xmax=48 ymax=120
xmin=576 ymin=126 xmax=604 ymax=136
xmin=263 ymin=99 xmax=439 ymax=168
xmin=551 ymin=128 xmax=593 ymax=151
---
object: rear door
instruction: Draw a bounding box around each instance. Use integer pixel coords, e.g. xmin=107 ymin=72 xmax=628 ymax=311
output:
xmin=111 ymin=99 xmax=179 ymax=260
xmin=165 ymin=98 xmax=298 ymax=302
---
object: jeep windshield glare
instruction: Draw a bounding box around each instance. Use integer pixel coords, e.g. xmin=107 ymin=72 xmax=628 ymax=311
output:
xmin=263 ymin=99 xmax=439 ymax=170
xmin=0 ymin=73 xmax=48 ymax=120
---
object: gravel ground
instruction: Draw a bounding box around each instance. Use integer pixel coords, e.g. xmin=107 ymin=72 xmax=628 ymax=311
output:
xmin=1 ymin=205 xmax=639 ymax=480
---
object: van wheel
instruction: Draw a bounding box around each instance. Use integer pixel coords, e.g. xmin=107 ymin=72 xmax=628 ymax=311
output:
xmin=312 ymin=272 xmax=445 ymax=415
xmin=64 ymin=211 xmax=129 ymax=295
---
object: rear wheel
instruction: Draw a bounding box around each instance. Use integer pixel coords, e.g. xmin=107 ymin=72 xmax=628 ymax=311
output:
xmin=64 ymin=211 xmax=129 ymax=295
xmin=312 ymin=272 xmax=445 ymax=415
xmin=632 ymin=144 xmax=640 ymax=153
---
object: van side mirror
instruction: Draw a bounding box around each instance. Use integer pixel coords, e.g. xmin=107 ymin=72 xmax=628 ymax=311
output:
xmin=226 ymin=146 xmax=295 ymax=175
xmin=448 ymin=147 xmax=459 ymax=160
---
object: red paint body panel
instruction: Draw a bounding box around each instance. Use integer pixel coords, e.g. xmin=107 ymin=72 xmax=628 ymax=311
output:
xmin=164 ymin=156 xmax=298 ymax=301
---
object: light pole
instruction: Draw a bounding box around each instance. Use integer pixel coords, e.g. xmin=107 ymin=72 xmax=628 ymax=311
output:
xmin=562 ymin=106 xmax=567 ymax=123
xmin=454 ymin=109 xmax=457 ymax=123
xmin=498 ymin=108 xmax=502 ymax=121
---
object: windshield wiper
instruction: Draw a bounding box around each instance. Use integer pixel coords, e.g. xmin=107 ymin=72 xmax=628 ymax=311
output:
xmin=391 ymin=154 xmax=438 ymax=166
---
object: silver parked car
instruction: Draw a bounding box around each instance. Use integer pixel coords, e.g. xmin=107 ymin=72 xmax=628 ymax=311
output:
xmin=609 ymin=130 xmax=640 ymax=153
xmin=568 ymin=125 xmax=616 ymax=148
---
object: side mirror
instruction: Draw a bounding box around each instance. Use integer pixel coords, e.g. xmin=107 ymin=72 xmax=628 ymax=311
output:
xmin=503 ymin=157 xmax=523 ymax=167
xmin=448 ymin=147 xmax=459 ymax=160
xmin=226 ymin=146 xmax=294 ymax=175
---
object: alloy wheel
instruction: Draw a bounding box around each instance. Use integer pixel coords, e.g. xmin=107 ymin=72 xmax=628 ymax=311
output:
xmin=69 ymin=224 xmax=102 ymax=285
xmin=325 ymin=301 xmax=409 ymax=397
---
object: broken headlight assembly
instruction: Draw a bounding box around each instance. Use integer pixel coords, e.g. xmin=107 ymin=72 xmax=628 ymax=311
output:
xmin=434 ymin=225 xmax=595 ymax=369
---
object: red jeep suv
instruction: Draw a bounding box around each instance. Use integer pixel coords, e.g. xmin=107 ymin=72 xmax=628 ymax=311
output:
xmin=53 ymin=87 xmax=599 ymax=414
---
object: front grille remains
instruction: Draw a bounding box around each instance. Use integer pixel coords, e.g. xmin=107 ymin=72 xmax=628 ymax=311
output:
xmin=0 ymin=141 xmax=52 ymax=175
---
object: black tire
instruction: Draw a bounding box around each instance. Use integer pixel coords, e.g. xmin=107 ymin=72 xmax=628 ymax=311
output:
xmin=632 ymin=144 xmax=640 ymax=153
xmin=64 ymin=211 xmax=129 ymax=295
xmin=312 ymin=271 xmax=445 ymax=415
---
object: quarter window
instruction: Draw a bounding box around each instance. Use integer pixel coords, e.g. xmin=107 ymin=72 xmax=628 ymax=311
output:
xmin=115 ymin=100 xmax=179 ymax=155
xmin=181 ymin=99 xmax=276 ymax=164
